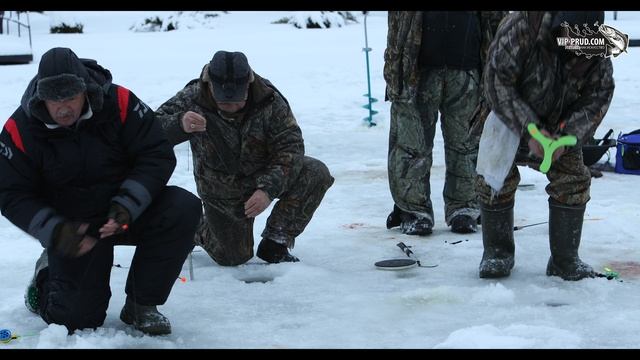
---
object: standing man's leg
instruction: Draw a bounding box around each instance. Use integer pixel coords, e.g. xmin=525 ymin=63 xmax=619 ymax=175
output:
xmin=475 ymin=162 xmax=520 ymax=278
xmin=258 ymin=156 xmax=334 ymax=262
xmin=387 ymin=68 xmax=442 ymax=235
xmin=545 ymin=148 xmax=594 ymax=280
xmin=440 ymin=68 xmax=481 ymax=233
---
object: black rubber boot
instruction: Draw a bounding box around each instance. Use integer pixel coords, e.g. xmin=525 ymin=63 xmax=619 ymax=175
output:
xmin=257 ymin=239 xmax=300 ymax=264
xmin=479 ymin=201 xmax=515 ymax=278
xmin=546 ymin=199 xmax=595 ymax=281
xmin=120 ymin=297 xmax=171 ymax=336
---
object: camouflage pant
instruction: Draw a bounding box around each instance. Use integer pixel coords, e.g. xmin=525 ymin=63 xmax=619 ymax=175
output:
xmin=388 ymin=67 xmax=480 ymax=225
xmin=475 ymin=146 xmax=591 ymax=207
xmin=195 ymin=156 xmax=334 ymax=266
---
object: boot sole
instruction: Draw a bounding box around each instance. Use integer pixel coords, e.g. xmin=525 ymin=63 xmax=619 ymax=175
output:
xmin=479 ymin=271 xmax=511 ymax=278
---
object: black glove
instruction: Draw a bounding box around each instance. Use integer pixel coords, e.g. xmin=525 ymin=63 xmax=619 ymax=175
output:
xmin=53 ymin=222 xmax=88 ymax=258
xmin=107 ymin=202 xmax=131 ymax=233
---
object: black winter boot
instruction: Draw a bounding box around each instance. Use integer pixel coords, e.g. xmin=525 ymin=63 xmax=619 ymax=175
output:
xmin=120 ymin=297 xmax=171 ymax=335
xmin=479 ymin=201 xmax=515 ymax=278
xmin=450 ymin=214 xmax=478 ymax=234
xmin=387 ymin=205 xmax=432 ymax=235
xmin=257 ymin=239 xmax=300 ymax=263
xmin=546 ymin=199 xmax=595 ymax=281
xmin=386 ymin=205 xmax=402 ymax=229
xmin=400 ymin=215 xmax=433 ymax=236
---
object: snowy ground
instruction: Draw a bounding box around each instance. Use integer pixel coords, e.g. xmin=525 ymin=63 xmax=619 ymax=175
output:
xmin=0 ymin=11 xmax=639 ymax=349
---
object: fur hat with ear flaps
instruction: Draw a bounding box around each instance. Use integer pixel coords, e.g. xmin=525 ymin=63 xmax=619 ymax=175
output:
xmin=37 ymin=73 xmax=87 ymax=101
xmin=21 ymin=47 xmax=113 ymax=125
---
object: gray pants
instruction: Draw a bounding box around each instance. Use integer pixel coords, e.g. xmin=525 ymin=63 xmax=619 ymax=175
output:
xmin=388 ymin=67 xmax=480 ymax=224
xmin=195 ymin=156 xmax=334 ymax=266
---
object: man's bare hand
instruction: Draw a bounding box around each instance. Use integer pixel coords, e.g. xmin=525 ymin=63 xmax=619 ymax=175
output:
xmin=244 ymin=189 xmax=272 ymax=218
xmin=181 ymin=111 xmax=207 ymax=133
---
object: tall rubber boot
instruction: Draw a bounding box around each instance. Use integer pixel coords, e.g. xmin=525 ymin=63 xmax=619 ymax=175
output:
xmin=479 ymin=201 xmax=515 ymax=278
xmin=546 ymin=199 xmax=595 ymax=281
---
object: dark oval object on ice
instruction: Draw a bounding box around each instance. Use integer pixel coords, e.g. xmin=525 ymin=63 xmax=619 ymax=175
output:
xmin=375 ymin=258 xmax=417 ymax=270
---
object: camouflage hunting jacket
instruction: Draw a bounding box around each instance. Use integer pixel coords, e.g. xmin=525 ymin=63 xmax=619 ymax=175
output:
xmin=157 ymin=66 xmax=304 ymax=201
xmin=483 ymin=11 xmax=615 ymax=144
xmin=383 ymin=11 xmax=507 ymax=103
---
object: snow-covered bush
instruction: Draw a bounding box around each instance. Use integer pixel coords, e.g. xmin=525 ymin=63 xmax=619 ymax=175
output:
xmin=273 ymin=11 xmax=358 ymax=29
xmin=130 ymin=11 xmax=222 ymax=32
xmin=48 ymin=12 xmax=84 ymax=33
xmin=50 ymin=22 xmax=83 ymax=33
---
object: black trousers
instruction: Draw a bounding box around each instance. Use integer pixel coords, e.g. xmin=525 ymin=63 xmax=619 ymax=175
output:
xmin=38 ymin=186 xmax=202 ymax=333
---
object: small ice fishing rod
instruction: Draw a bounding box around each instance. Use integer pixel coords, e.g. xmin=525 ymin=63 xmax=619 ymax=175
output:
xmin=396 ymin=242 xmax=438 ymax=268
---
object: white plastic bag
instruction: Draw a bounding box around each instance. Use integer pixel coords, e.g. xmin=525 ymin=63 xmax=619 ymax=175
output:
xmin=476 ymin=111 xmax=520 ymax=192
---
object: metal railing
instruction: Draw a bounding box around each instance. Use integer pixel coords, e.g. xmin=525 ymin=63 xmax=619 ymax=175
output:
xmin=1 ymin=11 xmax=33 ymax=49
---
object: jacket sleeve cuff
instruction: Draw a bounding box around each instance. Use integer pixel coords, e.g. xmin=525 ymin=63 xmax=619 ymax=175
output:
xmin=28 ymin=207 xmax=64 ymax=249
xmin=112 ymin=179 xmax=152 ymax=222
xmin=164 ymin=114 xmax=191 ymax=145
xmin=257 ymin=183 xmax=279 ymax=201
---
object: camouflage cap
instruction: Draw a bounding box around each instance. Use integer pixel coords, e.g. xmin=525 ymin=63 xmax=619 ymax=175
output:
xmin=208 ymin=51 xmax=252 ymax=103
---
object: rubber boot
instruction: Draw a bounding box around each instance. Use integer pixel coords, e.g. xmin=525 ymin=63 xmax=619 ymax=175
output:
xmin=546 ymin=199 xmax=595 ymax=281
xmin=479 ymin=201 xmax=515 ymax=278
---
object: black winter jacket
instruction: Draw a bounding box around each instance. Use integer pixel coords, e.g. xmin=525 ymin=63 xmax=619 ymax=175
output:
xmin=0 ymin=49 xmax=176 ymax=248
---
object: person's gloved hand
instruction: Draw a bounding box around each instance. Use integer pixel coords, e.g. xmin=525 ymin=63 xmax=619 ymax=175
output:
xmin=53 ymin=222 xmax=97 ymax=258
xmin=108 ymin=202 xmax=131 ymax=228
xmin=99 ymin=203 xmax=131 ymax=239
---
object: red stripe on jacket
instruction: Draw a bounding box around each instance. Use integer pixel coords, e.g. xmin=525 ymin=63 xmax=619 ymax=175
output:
xmin=4 ymin=118 xmax=25 ymax=153
xmin=116 ymin=86 xmax=130 ymax=124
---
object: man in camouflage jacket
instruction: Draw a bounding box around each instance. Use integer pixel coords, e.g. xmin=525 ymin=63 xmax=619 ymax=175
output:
xmin=476 ymin=11 xmax=615 ymax=281
xmin=157 ymin=51 xmax=334 ymax=266
xmin=383 ymin=11 xmax=507 ymax=236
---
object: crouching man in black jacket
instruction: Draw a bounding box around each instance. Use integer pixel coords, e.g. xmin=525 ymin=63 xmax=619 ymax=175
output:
xmin=0 ymin=47 xmax=202 ymax=336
